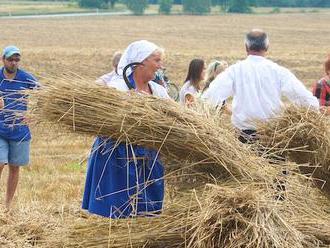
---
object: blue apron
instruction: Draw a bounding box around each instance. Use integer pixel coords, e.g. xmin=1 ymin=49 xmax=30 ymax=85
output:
xmin=82 ymin=76 xmax=164 ymax=218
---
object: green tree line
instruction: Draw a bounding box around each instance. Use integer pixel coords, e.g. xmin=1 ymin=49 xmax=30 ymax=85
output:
xmin=183 ymin=0 xmax=330 ymax=7
xmin=50 ymin=0 xmax=330 ymax=8
xmin=76 ymin=0 xmax=330 ymax=15
xmin=78 ymin=0 xmax=330 ymax=8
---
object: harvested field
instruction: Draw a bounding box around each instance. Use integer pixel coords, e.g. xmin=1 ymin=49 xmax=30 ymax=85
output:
xmin=0 ymin=13 xmax=330 ymax=247
xmin=0 ymin=14 xmax=329 ymax=85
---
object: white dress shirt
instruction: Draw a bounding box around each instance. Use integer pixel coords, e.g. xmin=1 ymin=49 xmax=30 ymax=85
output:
xmin=202 ymin=55 xmax=319 ymax=130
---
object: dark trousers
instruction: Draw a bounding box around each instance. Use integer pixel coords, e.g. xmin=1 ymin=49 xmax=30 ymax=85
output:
xmin=238 ymin=129 xmax=257 ymax=144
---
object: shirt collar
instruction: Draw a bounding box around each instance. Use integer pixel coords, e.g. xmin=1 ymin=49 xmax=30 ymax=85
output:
xmin=247 ymin=54 xmax=266 ymax=60
xmin=1 ymin=67 xmax=20 ymax=80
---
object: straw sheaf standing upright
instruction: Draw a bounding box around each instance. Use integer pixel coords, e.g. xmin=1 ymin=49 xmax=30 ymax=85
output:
xmin=185 ymin=183 xmax=321 ymax=248
xmin=256 ymin=106 xmax=330 ymax=196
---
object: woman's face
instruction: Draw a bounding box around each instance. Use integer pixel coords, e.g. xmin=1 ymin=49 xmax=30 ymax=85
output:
xmin=141 ymin=51 xmax=163 ymax=82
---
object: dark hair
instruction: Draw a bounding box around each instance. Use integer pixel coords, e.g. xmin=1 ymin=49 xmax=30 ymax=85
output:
xmin=184 ymin=59 xmax=205 ymax=89
xmin=245 ymin=29 xmax=269 ymax=52
xmin=325 ymin=55 xmax=330 ymax=75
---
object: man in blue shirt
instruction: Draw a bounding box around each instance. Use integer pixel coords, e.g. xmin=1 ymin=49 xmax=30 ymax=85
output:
xmin=0 ymin=46 xmax=38 ymax=210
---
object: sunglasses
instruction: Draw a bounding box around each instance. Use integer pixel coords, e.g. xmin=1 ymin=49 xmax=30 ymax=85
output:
xmin=6 ymin=57 xmax=20 ymax=62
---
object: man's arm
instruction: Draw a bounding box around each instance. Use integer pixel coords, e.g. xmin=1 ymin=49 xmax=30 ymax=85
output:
xmin=280 ymin=67 xmax=319 ymax=109
xmin=201 ymin=69 xmax=234 ymax=106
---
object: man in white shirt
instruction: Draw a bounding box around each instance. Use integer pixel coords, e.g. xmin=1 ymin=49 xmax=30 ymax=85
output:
xmin=202 ymin=29 xmax=319 ymax=143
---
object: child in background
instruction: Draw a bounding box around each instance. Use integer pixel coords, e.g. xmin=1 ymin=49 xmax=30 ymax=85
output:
xmin=179 ymin=59 xmax=206 ymax=106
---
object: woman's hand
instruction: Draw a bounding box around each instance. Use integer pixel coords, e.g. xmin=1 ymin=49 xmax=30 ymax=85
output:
xmin=185 ymin=94 xmax=195 ymax=107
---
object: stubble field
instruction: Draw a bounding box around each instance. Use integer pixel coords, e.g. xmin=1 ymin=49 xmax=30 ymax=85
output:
xmin=0 ymin=13 xmax=330 ymax=247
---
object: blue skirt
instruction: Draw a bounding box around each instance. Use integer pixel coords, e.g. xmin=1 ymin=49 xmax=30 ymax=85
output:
xmin=82 ymin=137 xmax=164 ymax=218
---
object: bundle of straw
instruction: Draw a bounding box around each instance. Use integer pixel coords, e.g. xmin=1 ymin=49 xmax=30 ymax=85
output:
xmin=29 ymin=77 xmax=330 ymax=247
xmin=290 ymin=218 xmax=330 ymax=246
xmin=256 ymin=106 xmax=330 ymax=195
xmin=179 ymin=176 xmax=329 ymax=247
xmin=64 ymin=196 xmax=190 ymax=248
xmin=29 ymin=77 xmax=278 ymax=182
xmin=64 ymin=179 xmax=330 ymax=248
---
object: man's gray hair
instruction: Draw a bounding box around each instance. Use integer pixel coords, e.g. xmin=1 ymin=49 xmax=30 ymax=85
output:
xmin=245 ymin=29 xmax=269 ymax=52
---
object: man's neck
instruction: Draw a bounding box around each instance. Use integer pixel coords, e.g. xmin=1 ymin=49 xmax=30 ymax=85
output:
xmin=247 ymin=50 xmax=266 ymax=57
xmin=3 ymin=68 xmax=17 ymax=80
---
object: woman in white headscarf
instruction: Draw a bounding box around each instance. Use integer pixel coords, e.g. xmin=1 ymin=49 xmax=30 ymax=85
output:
xmin=82 ymin=40 xmax=170 ymax=218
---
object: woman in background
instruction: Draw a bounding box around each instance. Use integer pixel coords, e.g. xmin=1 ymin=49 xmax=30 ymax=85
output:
xmin=203 ymin=60 xmax=228 ymax=93
xmin=312 ymin=55 xmax=330 ymax=114
xmin=203 ymin=60 xmax=231 ymax=114
xmin=179 ymin=59 xmax=206 ymax=106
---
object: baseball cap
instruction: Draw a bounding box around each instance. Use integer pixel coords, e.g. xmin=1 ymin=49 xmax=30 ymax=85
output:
xmin=2 ymin=45 xmax=20 ymax=59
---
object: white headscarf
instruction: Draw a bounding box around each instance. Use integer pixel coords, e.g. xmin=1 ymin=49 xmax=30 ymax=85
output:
xmin=116 ymin=40 xmax=159 ymax=77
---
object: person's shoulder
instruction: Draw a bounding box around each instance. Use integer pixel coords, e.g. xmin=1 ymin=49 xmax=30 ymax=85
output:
xmin=183 ymin=81 xmax=195 ymax=90
xmin=316 ymin=77 xmax=329 ymax=86
xmin=0 ymin=67 xmax=4 ymax=80
xmin=180 ymin=80 xmax=188 ymax=88
xmin=149 ymin=81 xmax=169 ymax=99
xmin=180 ymin=81 xmax=196 ymax=93
xmin=261 ymin=57 xmax=284 ymax=69
xmin=99 ymin=71 xmax=116 ymax=82
xmin=107 ymin=75 xmax=129 ymax=91
xmin=225 ymin=60 xmax=242 ymax=72
xmin=273 ymin=62 xmax=291 ymax=75
xmin=17 ymin=68 xmax=37 ymax=82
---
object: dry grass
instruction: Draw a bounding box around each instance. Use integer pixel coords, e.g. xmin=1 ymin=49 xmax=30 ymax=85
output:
xmin=57 ymin=179 xmax=330 ymax=248
xmin=256 ymin=106 xmax=330 ymax=196
xmin=0 ymin=14 xmax=329 ymax=85
xmin=30 ymin=76 xmax=281 ymax=182
xmin=27 ymin=76 xmax=330 ymax=247
xmin=0 ymin=14 xmax=330 ymax=247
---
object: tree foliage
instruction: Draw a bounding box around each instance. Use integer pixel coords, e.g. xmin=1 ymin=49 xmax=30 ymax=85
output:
xmin=126 ymin=0 xmax=149 ymax=15
xmin=159 ymin=0 xmax=173 ymax=14
xmin=228 ymin=0 xmax=252 ymax=13
xmin=78 ymin=0 xmax=104 ymax=8
xmin=78 ymin=0 xmax=119 ymax=8
xmin=174 ymin=0 xmax=330 ymax=8
xmin=246 ymin=0 xmax=330 ymax=7
xmin=183 ymin=0 xmax=211 ymax=15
